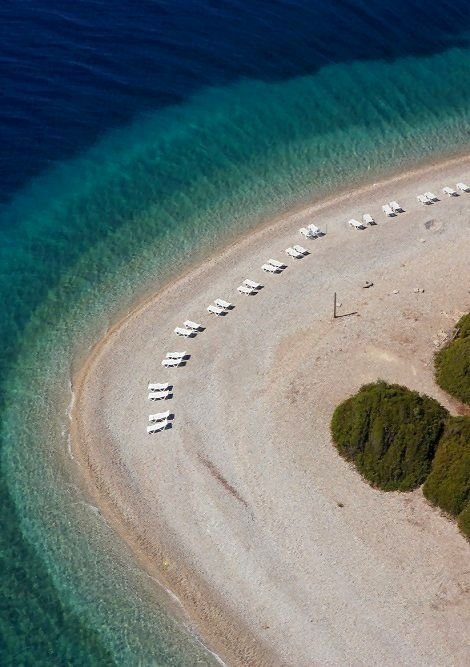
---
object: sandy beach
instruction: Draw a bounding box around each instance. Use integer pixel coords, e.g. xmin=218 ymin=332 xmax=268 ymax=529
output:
xmin=72 ymin=155 xmax=470 ymax=666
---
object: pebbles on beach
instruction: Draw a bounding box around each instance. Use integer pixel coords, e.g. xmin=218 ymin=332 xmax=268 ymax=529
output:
xmin=75 ymin=162 xmax=470 ymax=667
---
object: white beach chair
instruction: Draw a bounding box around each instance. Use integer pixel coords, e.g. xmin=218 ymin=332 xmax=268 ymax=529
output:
xmin=243 ymin=279 xmax=262 ymax=290
xmin=293 ymin=244 xmax=309 ymax=255
xmin=362 ymin=213 xmax=375 ymax=226
xmin=174 ymin=326 xmax=195 ymax=337
xmin=148 ymin=390 xmax=171 ymax=401
xmin=148 ymin=382 xmax=169 ymax=392
xmin=456 ymin=182 xmax=470 ymax=192
xmin=382 ymin=204 xmax=395 ymax=216
xmin=166 ymin=351 xmax=186 ymax=359
xmin=443 ymin=186 xmax=458 ymax=196
xmin=390 ymin=201 xmax=404 ymax=213
xmin=348 ymin=218 xmax=364 ymax=230
xmin=207 ymin=304 xmax=226 ymax=315
xmin=299 ymin=227 xmax=316 ymax=239
xmin=417 ymin=194 xmax=431 ymax=205
xmin=162 ymin=358 xmax=183 ymax=368
xmin=268 ymin=259 xmax=286 ymax=269
xmin=285 ymin=247 xmax=303 ymax=258
xmin=262 ymin=263 xmax=280 ymax=273
xmin=147 ymin=418 xmax=168 ymax=434
xmin=424 ymin=191 xmax=438 ymax=202
xmin=307 ymin=224 xmax=322 ymax=236
xmin=237 ymin=285 xmax=257 ymax=295
xmin=214 ymin=298 xmax=233 ymax=309
xmin=149 ymin=410 xmax=170 ymax=422
xmin=184 ymin=319 xmax=203 ymax=331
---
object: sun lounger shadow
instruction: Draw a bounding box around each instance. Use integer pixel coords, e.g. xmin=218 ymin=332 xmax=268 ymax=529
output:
xmin=334 ymin=310 xmax=358 ymax=319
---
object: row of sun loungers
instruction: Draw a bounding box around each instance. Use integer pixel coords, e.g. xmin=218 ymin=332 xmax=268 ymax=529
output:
xmin=149 ymin=229 xmax=321 ymax=430
xmin=417 ymin=183 xmax=470 ymax=204
xmin=150 ymin=176 xmax=469 ymax=431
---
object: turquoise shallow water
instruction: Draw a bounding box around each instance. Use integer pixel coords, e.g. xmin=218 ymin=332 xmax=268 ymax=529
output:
xmin=3 ymin=46 xmax=470 ymax=663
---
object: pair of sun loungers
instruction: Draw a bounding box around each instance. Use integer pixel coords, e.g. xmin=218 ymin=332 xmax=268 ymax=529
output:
xmin=148 ymin=382 xmax=172 ymax=401
xmin=161 ymin=351 xmax=187 ymax=368
xmin=261 ymin=258 xmax=287 ymax=274
xmin=443 ymin=183 xmax=469 ymax=196
xmin=299 ymin=223 xmax=322 ymax=239
xmin=147 ymin=410 xmax=173 ymax=433
xmin=417 ymin=192 xmax=439 ymax=205
xmin=348 ymin=213 xmax=375 ymax=230
xmin=174 ymin=319 xmax=204 ymax=338
xmin=237 ymin=279 xmax=263 ymax=295
xmin=207 ymin=298 xmax=233 ymax=315
xmin=286 ymin=245 xmax=309 ymax=259
xmin=382 ymin=201 xmax=404 ymax=216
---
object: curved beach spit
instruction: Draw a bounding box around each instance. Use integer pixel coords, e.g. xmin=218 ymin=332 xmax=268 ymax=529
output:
xmin=73 ymin=157 xmax=470 ymax=666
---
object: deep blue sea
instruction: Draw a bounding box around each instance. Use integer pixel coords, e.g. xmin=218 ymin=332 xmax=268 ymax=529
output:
xmin=2 ymin=1 xmax=470 ymax=664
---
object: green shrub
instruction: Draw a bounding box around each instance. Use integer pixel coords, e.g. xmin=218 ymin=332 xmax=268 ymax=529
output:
xmin=423 ymin=417 xmax=470 ymax=529
xmin=457 ymin=502 xmax=470 ymax=539
xmin=435 ymin=313 xmax=470 ymax=405
xmin=331 ymin=381 xmax=448 ymax=491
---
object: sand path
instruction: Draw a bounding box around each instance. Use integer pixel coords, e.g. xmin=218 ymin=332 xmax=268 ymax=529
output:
xmin=74 ymin=158 xmax=470 ymax=666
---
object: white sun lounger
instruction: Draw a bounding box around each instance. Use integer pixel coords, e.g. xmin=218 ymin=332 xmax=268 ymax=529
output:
xmin=286 ymin=247 xmax=303 ymax=258
xmin=166 ymin=351 xmax=186 ymax=359
xmin=308 ymin=224 xmax=321 ymax=236
xmin=457 ymin=182 xmax=470 ymax=192
xmin=362 ymin=214 xmax=375 ymax=225
xmin=262 ymin=263 xmax=280 ymax=273
xmin=148 ymin=390 xmax=171 ymax=400
xmin=162 ymin=358 xmax=183 ymax=368
xmin=417 ymin=194 xmax=431 ymax=205
xmin=147 ymin=418 xmax=168 ymax=434
xmin=243 ymin=279 xmax=262 ymax=290
xmin=214 ymin=298 xmax=232 ymax=309
xmin=174 ymin=326 xmax=195 ymax=337
xmin=443 ymin=186 xmax=458 ymax=196
xmin=299 ymin=227 xmax=316 ymax=239
xmin=149 ymin=410 xmax=170 ymax=422
xmin=348 ymin=218 xmax=364 ymax=229
xmin=390 ymin=201 xmax=403 ymax=213
xmin=184 ymin=319 xmax=203 ymax=331
xmin=424 ymin=191 xmax=438 ymax=202
xmin=293 ymin=244 xmax=309 ymax=255
xmin=268 ymin=259 xmax=286 ymax=269
xmin=238 ymin=285 xmax=257 ymax=295
xmin=382 ymin=204 xmax=395 ymax=216
xmin=207 ymin=304 xmax=226 ymax=315
xmin=148 ymin=382 xmax=169 ymax=391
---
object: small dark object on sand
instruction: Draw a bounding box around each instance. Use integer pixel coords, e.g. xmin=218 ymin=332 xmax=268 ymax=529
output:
xmin=363 ymin=280 xmax=374 ymax=288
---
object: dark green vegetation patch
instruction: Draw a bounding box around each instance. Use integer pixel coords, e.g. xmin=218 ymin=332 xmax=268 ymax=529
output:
xmin=423 ymin=417 xmax=470 ymax=538
xmin=331 ymin=382 xmax=448 ymax=491
xmin=435 ymin=313 xmax=470 ymax=405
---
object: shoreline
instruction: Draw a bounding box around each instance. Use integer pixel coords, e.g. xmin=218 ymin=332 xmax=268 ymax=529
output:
xmin=71 ymin=151 xmax=470 ymax=666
